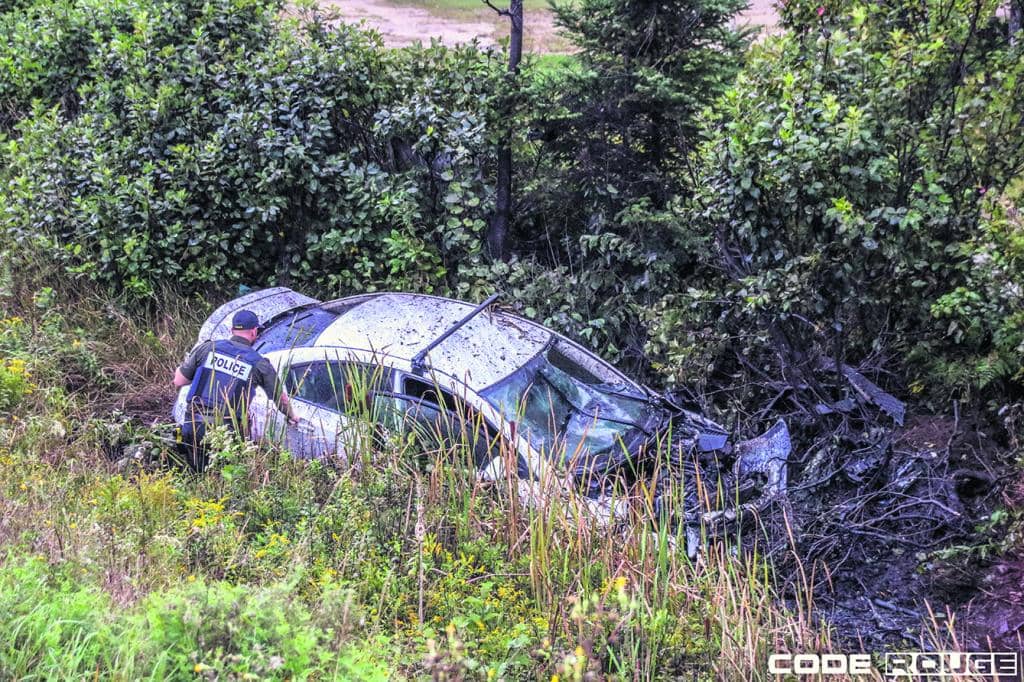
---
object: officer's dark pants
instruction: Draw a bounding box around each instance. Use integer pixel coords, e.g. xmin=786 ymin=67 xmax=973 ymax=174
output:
xmin=179 ymin=411 xmax=243 ymax=473
xmin=179 ymin=415 xmax=209 ymax=473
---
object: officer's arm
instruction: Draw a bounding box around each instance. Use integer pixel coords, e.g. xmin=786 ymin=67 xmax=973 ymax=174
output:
xmin=278 ymin=391 xmax=299 ymax=425
xmin=172 ymin=342 xmax=208 ymax=387
xmin=258 ymin=360 xmax=299 ymax=424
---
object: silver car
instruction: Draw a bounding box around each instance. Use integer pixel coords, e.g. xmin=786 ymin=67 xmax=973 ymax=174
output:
xmin=174 ymin=287 xmax=790 ymax=527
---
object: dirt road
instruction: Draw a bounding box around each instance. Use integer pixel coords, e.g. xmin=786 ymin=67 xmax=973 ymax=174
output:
xmin=738 ymin=0 xmax=780 ymax=28
xmin=325 ymin=0 xmax=778 ymax=51
xmin=324 ymin=0 xmax=498 ymax=47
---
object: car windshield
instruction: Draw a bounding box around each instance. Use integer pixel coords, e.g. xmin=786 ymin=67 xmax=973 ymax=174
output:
xmin=480 ymin=341 xmax=651 ymax=463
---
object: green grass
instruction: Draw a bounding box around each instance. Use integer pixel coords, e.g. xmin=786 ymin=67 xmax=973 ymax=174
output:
xmin=0 ymin=286 xmax=965 ymax=679
xmin=0 ymin=556 xmax=394 ymax=679
xmin=525 ymin=52 xmax=579 ymax=77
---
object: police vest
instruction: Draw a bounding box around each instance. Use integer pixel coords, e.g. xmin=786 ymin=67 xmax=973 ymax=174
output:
xmin=185 ymin=340 xmax=265 ymax=421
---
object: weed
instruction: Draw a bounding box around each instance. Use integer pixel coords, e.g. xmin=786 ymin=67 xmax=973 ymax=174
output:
xmin=0 ymin=289 xmax=976 ymax=680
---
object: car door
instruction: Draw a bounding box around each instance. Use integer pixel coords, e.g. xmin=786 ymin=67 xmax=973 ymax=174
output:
xmin=277 ymin=360 xmax=396 ymax=461
xmin=373 ymin=373 xmax=517 ymax=473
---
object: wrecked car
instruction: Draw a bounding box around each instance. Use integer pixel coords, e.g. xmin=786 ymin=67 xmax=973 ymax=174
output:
xmin=173 ymin=287 xmax=791 ymax=533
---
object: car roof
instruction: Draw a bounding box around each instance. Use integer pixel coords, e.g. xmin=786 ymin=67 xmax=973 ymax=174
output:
xmin=314 ymin=293 xmax=552 ymax=391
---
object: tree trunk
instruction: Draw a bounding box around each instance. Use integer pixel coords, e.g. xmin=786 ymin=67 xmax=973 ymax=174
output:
xmin=486 ymin=0 xmax=523 ymax=262
xmin=1011 ymin=0 xmax=1022 ymax=42
xmin=508 ymin=0 xmax=523 ymax=70
xmin=489 ymin=146 xmax=512 ymax=260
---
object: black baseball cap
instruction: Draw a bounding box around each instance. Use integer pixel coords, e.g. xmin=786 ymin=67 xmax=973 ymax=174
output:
xmin=231 ymin=309 xmax=260 ymax=330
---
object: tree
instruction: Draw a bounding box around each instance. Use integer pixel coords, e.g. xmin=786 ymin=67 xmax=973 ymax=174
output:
xmin=546 ymin=0 xmax=750 ymax=205
xmin=647 ymin=0 xmax=1024 ymax=408
xmin=482 ymin=0 xmax=524 ymax=261
xmin=510 ymin=0 xmax=749 ymax=366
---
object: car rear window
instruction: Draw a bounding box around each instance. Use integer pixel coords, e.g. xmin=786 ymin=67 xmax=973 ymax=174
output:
xmin=255 ymin=308 xmax=336 ymax=351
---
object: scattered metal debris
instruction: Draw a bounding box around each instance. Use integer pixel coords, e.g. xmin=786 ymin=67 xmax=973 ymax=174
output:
xmin=816 ymin=359 xmax=906 ymax=425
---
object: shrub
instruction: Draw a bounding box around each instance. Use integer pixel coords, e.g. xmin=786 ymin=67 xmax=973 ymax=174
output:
xmin=132 ymin=578 xmax=328 ymax=679
xmin=0 ymin=357 xmax=31 ymax=413
xmin=927 ymin=191 xmax=1024 ymax=400
xmin=0 ymin=0 xmax=278 ymax=132
xmin=647 ymin=0 xmax=1024 ymax=408
xmin=0 ymin=0 xmax=506 ymax=302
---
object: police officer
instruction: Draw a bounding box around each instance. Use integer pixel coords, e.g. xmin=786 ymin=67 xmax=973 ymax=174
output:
xmin=171 ymin=309 xmax=299 ymax=471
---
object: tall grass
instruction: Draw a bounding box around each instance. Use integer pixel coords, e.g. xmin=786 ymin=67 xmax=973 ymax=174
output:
xmin=0 ymin=290 xmax=977 ymax=680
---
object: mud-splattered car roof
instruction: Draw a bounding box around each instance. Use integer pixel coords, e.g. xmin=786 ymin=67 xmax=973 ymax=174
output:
xmin=198 ymin=288 xmax=642 ymax=394
xmin=316 ymin=293 xmax=553 ymax=391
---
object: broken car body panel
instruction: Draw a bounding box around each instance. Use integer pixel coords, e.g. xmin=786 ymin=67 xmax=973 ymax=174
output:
xmin=174 ymin=288 xmax=792 ymax=524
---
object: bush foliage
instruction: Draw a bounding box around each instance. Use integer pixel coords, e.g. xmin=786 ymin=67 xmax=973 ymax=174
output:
xmin=646 ymin=0 xmax=1024 ymax=406
xmin=1 ymin=0 xmax=508 ymax=302
xmin=4 ymin=0 xmax=1019 ymax=399
xmin=1 ymin=0 xmax=1023 ymax=677
xmin=0 ymin=0 xmax=1022 ymax=404
xmin=0 ymin=0 xmax=752 ymax=374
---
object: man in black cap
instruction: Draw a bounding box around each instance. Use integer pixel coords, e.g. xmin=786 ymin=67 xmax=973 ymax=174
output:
xmin=172 ymin=309 xmax=299 ymax=471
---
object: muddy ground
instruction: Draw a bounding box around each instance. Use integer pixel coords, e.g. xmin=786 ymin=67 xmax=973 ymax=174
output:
xmin=767 ymin=414 xmax=1024 ymax=653
xmin=325 ymin=0 xmax=502 ymax=49
xmin=322 ymin=0 xmax=780 ymax=51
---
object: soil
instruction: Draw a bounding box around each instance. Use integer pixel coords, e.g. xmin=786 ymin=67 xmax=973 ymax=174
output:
xmin=963 ymin=556 xmax=1024 ymax=651
xmin=322 ymin=0 xmax=780 ymax=51
xmin=961 ymin=469 xmax=1024 ymax=651
xmin=737 ymin=0 xmax=782 ymax=31
xmin=117 ymin=386 xmax=178 ymax=424
xmin=779 ymin=414 xmax=1024 ymax=653
xmin=323 ymin=0 xmax=500 ymax=48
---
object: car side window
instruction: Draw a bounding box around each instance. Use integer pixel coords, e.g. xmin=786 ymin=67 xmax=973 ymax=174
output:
xmin=286 ymin=362 xmax=393 ymax=413
xmin=397 ymin=376 xmax=503 ymax=467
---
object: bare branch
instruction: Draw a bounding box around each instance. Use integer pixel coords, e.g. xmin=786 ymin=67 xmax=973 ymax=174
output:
xmin=482 ymin=0 xmax=511 ymax=17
